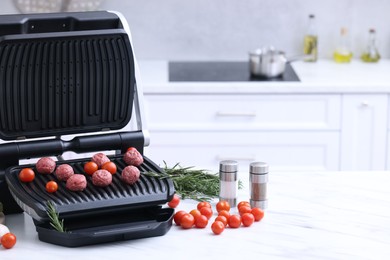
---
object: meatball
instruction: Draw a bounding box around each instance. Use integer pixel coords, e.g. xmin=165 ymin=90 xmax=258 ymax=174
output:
xmin=92 ymin=169 xmax=112 ymax=187
xmin=121 ymin=165 xmax=140 ymax=185
xmin=55 ymin=164 xmax=74 ymax=181
xmin=36 ymin=157 xmax=56 ymax=174
xmin=66 ymin=174 xmax=87 ymax=191
xmin=91 ymin=153 xmax=110 ymax=168
xmin=123 ymin=149 xmax=143 ymax=166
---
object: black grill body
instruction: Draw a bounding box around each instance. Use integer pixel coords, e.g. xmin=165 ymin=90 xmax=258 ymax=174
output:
xmin=0 ymin=11 xmax=174 ymax=247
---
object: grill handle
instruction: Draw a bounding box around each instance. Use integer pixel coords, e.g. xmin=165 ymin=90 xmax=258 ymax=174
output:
xmin=0 ymin=131 xmax=145 ymax=162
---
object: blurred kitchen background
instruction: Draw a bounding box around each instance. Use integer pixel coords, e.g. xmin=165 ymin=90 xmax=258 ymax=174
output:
xmin=1 ymin=0 xmax=389 ymax=61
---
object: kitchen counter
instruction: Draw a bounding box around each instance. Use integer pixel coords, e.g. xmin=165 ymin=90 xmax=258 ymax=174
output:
xmin=2 ymin=171 xmax=390 ymax=259
xmin=138 ymin=59 xmax=390 ymax=93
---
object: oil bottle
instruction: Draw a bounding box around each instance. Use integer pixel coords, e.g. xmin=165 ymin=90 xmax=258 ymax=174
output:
xmin=303 ymin=14 xmax=318 ymax=62
xmin=333 ymin=27 xmax=353 ymax=63
xmin=361 ymin=28 xmax=380 ymax=62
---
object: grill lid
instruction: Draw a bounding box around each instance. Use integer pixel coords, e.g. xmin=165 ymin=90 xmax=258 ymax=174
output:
xmin=0 ymin=11 xmax=135 ymax=140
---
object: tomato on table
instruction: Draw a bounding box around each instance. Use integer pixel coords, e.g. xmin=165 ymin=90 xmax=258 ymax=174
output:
xmin=167 ymin=194 xmax=180 ymax=208
xmin=173 ymin=210 xmax=187 ymax=226
xmin=241 ymin=213 xmax=255 ymax=227
xmin=46 ymin=181 xmax=58 ymax=193
xmin=101 ymin=161 xmax=117 ymax=174
xmin=1 ymin=233 xmax=16 ymax=249
xmin=199 ymin=206 xmax=213 ymax=219
xmin=214 ymin=215 xmax=228 ymax=226
xmin=251 ymin=207 xmax=265 ymax=221
xmin=84 ymin=161 xmax=98 ymax=175
xmin=197 ymin=201 xmax=211 ymax=211
xmin=194 ymin=215 xmax=208 ymax=228
xmin=189 ymin=209 xmax=201 ymax=218
xmin=216 ymin=200 xmax=231 ymax=213
xmin=237 ymin=201 xmax=250 ymax=210
xmin=211 ymin=221 xmax=225 ymax=235
xmin=218 ymin=210 xmax=230 ymax=220
xmin=238 ymin=205 xmax=252 ymax=216
xmin=180 ymin=213 xmax=195 ymax=229
xmin=228 ymin=214 xmax=241 ymax=228
xmin=19 ymin=168 xmax=35 ymax=183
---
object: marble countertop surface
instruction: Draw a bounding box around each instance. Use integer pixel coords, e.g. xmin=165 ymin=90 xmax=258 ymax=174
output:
xmin=2 ymin=171 xmax=390 ymax=259
xmin=137 ymin=59 xmax=390 ymax=94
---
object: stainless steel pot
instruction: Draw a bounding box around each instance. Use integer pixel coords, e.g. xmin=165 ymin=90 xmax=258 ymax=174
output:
xmin=249 ymin=47 xmax=309 ymax=78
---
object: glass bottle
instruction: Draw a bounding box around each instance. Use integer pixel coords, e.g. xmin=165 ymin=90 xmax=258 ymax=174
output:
xmin=333 ymin=27 xmax=353 ymax=63
xmin=303 ymin=14 xmax=318 ymax=62
xmin=361 ymin=28 xmax=380 ymax=62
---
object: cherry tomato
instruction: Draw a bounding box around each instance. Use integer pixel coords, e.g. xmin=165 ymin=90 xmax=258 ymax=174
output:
xmin=216 ymin=200 xmax=231 ymax=213
xmin=251 ymin=207 xmax=265 ymax=222
xmin=199 ymin=206 xmax=213 ymax=219
xmin=101 ymin=161 xmax=117 ymax=174
xmin=218 ymin=210 xmax=230 ymax=220
xmin=19 ymin=168 xmax=35 ymax=183
xmin=237 ymin=201 xmax=251 ymax=210
xmin=1 ymin=233 xmax=16 ymax=249
xmin=127 ymin=147 xmax=137 ymax=152
xmin=173 ymin=210 xmax=187 ymax=226
xmin=189 ymin=209 xmax=201 ymax=218
xmin=241 ymin=213 xmax=255 ymax=227
xmin=197 ymin=201 xmax=211 ymax=211
xmin=46 ymin=181 xmax=58 ymax=193
xmin=84 ymin=161 xmax=98 ymax=175
xmin=180 ymin=213 xmax=195 ymax=229
xmin=211 ymin=221 xmax=225 ymax=235
xmin=194 ymin=214 xmax=208 ymax=228
xmin=238 ymin=205 xmax=252 ymax=215
xmin=214 ymin=215 xmax=228 ymax=227
xmin=167 ymin=194 xmax=180 ymax=208
xmin=228 ymin=214 xmax=241 ymax=228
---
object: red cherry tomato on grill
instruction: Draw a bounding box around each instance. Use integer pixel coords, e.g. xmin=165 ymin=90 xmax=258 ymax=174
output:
xmin=46 ymin=181 xmax=58 ymax=193
xmin=127 ymin=147 xmax=137 ymax=152
xmin=101 ymin=161 xmax=117 ymax=174
xmin=167 ymin=194 xmax=180 ymax=208
xmin=84 ymin=161 xmax=98 ymax=175
xmin=19 ymin=168 xmax=35 ymax=183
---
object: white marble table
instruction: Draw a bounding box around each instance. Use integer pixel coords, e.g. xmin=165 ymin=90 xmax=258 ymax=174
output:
xmin=1 ymin=171 xmax=390 ymax=259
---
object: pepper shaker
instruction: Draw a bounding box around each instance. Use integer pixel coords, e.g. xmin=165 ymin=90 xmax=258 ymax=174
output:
xmin=219 ymin=160 xmax=238 ymax=207
xmin=249 ymin=162 xmax=268 ymax=209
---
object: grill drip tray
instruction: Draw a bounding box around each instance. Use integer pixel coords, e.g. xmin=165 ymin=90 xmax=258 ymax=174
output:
xmin=5 ymin=155 xmax=175 ymax=247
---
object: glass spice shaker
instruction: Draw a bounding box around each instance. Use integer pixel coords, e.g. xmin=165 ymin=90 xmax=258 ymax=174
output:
xmin=219 ymin=160 xmax=238 ymax=208
xmin=249 ymin=162 xmax=268 ymax=209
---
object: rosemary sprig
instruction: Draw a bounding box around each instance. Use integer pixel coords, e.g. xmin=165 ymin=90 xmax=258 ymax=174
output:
xmin=46 ymin=201 xmax=66 ymax=233
xmin=145 ymin=162 xmax=243 ymax=202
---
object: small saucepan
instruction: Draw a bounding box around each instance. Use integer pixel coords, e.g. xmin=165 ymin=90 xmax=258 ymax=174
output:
xmin=249 ymin=47 xmax=310 ymax=78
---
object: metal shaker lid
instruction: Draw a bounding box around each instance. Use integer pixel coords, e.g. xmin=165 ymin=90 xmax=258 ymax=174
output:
xmin=250 ymin=162 xmax=268 ymax=174
xmin=219 ymin=160 xmax=238 ymax=172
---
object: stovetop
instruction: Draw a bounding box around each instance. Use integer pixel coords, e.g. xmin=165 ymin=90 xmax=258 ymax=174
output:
xmin=168 ymin=61 xmax=300 ymax=82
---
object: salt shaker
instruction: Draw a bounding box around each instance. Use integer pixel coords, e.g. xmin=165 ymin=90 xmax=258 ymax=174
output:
xmin=219 ymin=160 xmax=238 ymax=207
xmin=249 ymin=162 xmax=268 ymax=209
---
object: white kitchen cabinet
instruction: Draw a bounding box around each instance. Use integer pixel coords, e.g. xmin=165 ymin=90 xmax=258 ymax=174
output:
xmin=340 ymin=94 xmax=388 ymax=171
xmin=144 ymin=94 xmax=341 ymax=172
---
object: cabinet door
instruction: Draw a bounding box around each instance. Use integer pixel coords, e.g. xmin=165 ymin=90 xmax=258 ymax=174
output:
xmin=340 ymin=94 xmax=388 ymax=170
xmin=145 ymin=131 xmax=340 ymax=172
xmin=144 ymin=94 xmax=341 ymax=131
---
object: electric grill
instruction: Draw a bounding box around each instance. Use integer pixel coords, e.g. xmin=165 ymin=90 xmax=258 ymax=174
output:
xmin=0 ymin=11 xmax=175 ymax=247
